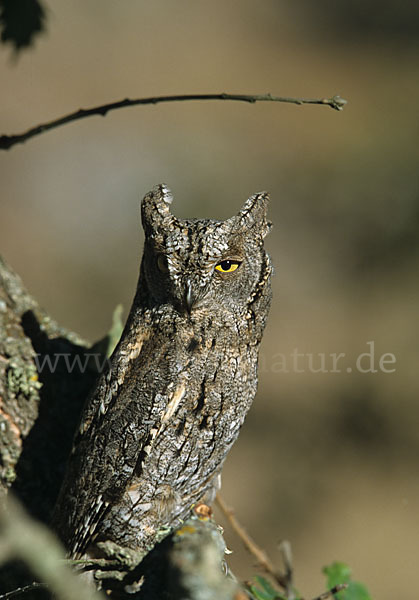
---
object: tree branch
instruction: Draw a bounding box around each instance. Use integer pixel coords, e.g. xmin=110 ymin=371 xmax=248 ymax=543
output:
xmin=65 ymin=511 xmax=241 ymax=599
xmin=0 ymin=495 xmax=102 ymax=600
xmin=0 ymin=92 xmax=347 ymax=150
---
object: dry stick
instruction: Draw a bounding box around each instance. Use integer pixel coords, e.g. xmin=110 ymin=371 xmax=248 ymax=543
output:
xmin=215 ymin=493 xmax=288 ymax=590
xmin=0 ymin=92 xmax=347 ymax=151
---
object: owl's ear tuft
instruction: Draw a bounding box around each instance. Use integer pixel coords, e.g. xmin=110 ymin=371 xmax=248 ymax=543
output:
xmin=141 ymin=184 xmax=175 ymax=235
xmin=236 ymin=191 xmax=271 ymax=238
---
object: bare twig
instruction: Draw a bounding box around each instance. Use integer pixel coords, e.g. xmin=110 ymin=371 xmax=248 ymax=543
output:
xmin=0 ymin=92 xmax=347 ymax=150
xmin=215 ymin=493 xmax=288 ymax=590
xmin=310 ymin=583 xmax=348 ymax=600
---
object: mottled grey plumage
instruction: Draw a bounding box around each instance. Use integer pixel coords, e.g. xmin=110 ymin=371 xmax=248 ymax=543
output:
xmin=52 ymin=184 xmax=272 ymax=558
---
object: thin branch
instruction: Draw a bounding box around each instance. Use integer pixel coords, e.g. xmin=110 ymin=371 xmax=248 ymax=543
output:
xmin=215 ymin=493 xmax=288 ymax=590
xmin=310 ymin=583 xmax=348 ymax=600
xmin=0 ymin=92 xmax=347 ymax=150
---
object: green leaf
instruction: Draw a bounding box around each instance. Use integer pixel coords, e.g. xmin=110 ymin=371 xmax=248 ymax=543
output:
xmin=323 ymin=562 xmax=372 ymax=600
xmin=323 ymin=561 xmax=352 ymax=587
xmin=254 ymin=575 xmax=279 ymax=597
xmin=343 ymin=581 xmax=372 ymax=600
xmin=248 ymin=584 xmax=274 ymax=600
xmin=247 ymin=576 xmax=287 ymax=600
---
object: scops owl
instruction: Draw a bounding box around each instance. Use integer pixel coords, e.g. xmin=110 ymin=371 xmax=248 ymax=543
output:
xmin=52 ymin=184 xmax=272 ymax=558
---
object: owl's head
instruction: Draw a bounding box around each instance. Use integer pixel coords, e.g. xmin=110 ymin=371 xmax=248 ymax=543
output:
xmin=140 ymin=184 xmax=272 ymax=318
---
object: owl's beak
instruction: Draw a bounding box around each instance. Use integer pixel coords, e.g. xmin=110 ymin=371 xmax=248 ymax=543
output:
xmin=185 ymin=280 xmax=195 ymax=314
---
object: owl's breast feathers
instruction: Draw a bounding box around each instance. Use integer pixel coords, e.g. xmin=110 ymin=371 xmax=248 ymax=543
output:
xmin=53 ymin=308 xmax=260 ymax=557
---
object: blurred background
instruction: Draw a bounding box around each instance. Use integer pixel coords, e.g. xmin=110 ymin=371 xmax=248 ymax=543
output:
xmin=1 ymin=1 xmax=418 ymax=597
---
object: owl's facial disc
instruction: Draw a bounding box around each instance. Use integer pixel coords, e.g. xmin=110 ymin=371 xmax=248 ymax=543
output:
xmin=144 ymin=216 xmax=264 ymax=316
xmin=182 ymin=257 xmax=243 ymax=314
xmin=141 ymin=185 xmax=270 ymax=316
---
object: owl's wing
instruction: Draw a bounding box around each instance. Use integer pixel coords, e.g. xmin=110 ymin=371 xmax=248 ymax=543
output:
xmin=54 ymin=326 xmax=169 ymax=557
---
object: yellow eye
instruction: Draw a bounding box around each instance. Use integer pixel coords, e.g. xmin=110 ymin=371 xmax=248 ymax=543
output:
xmin=157 ymin=255 xmax=169 ymax=272
xmin=215 ymin=260 xmax=241 ymax=273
